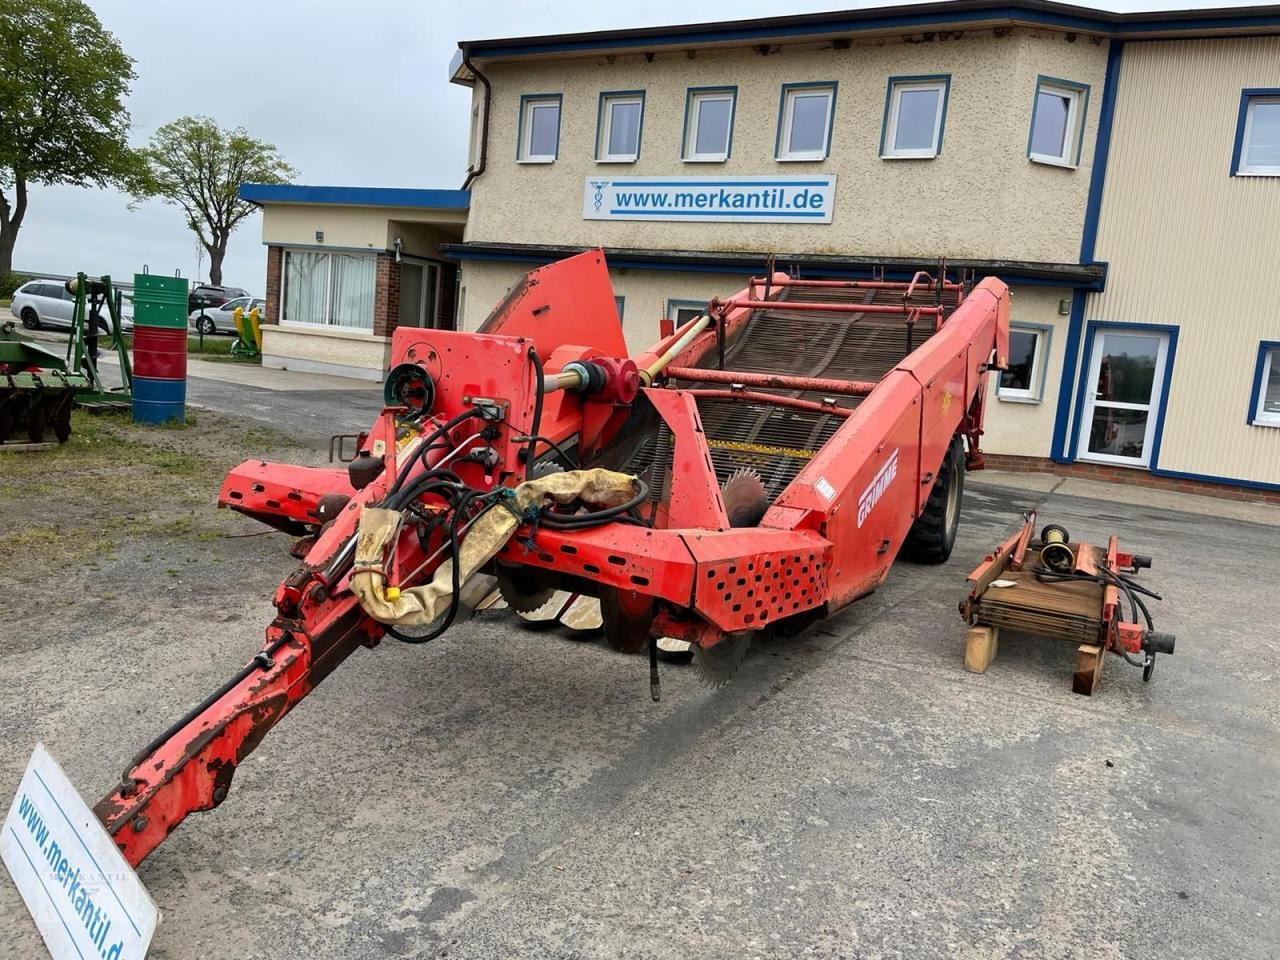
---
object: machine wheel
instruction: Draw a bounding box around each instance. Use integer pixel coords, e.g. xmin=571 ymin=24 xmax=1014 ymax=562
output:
xmin=197 ymin=315 xmax=216 ymax=335
xmin=21 ymin=308 xmax=40 ymax=330
xmin=903 ymin=435 xmax=964 ymax=564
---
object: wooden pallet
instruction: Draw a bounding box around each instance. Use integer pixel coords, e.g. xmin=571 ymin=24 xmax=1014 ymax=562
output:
xmin=965 ymin=541 xmax=1109 ymax=696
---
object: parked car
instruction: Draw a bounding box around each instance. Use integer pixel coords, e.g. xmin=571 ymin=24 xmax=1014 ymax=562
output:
xmin=188 ymin=284 xmax=248 ymax=314
xmin=189 ymin=296 xmax=265 ymax=335
xmin=9 ymin=279 xmax=134 ymax=334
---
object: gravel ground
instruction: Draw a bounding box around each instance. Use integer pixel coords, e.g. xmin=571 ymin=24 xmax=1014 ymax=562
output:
xmin=0 ymin=412 xmax=1276 ymax=960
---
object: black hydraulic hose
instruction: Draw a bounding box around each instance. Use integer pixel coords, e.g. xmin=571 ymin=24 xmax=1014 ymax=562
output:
xmin=385 ymin=408 xmax=483 ymax=500
xmin=385 ymin=487 xmax=487 ymax=645
xmin=121 ymin=633 xmax=293 ymax=784
xmin=1033 ymin=564 xmax=1150 ymax=667
xmin=386 ymin=469 xmax=464 ymax=512
xmin=537 ymin=479 xmax=651 ymax=529
xmin=526 ymin=347 xmax=544 ymax=481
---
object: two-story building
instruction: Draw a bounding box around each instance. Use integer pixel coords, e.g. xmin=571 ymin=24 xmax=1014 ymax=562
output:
xmin=244 ymin=0 xmax=1280 ymax=501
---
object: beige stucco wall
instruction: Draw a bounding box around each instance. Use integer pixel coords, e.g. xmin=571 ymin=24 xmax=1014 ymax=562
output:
xmin=1081 ymin=37 xmax=1280 ymax=485
xmin=465 ymin=28 xmax=1109 ymax=263
xmin=261 ymin=325 xmax=390 ymax=381
xmin=981 ymin=286 xmax=1073 ymax=458
xmin=261 ymin=204 xmax=465 ymax=253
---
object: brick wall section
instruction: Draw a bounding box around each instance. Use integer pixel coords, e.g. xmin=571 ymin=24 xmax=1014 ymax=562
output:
xmin=373 ymin=253 xmax=401 ymax=338
xmin=264 ymin=246 xmax=282 ymax=324
xmin=980 ymin=454 xmax=1280 ymax=506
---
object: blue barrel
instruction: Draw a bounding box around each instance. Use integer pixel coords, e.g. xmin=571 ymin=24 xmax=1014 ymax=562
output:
xmin=132 ymin=375 xmax=186 ymax=424
xmin=131 ymin=272 xmax=188 ymax=425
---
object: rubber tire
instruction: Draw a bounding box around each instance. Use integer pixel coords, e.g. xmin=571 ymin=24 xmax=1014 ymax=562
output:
xmin=903 ymin=435 xmax=964 ymax=564
xmin=197 ymin=315 xmax=216 ymax=335
xmin=21 ymin=308 xmax=40 ymax=330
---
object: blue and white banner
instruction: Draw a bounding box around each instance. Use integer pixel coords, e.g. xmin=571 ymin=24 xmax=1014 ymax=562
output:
xmin=583 ymin=175 xmax=837 ymax=223
xmin=2 ymin=744 xmax=159 ymax=959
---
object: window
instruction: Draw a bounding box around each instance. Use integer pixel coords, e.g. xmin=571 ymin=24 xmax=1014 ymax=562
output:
xmin=282 ymin=250 xmax=376 ymax=331
xmin=997 ymin=324 xmax=1052 ymax=402
xmin=776 ymin=83 xmax=836 ymax=161
xmin=517 ymin=94 xmax=561 ymax=163
xmin=1249 ymin=342 xmax=1280 ymax=426
xmin=1028 ymin=77 xmax=1088 ymax=168
xmin=881 ymin=76 xmax=950 ymax=159
xmin=1232 ymin=90 xmax=1280 ymax=176
xmin=597 ymin=91 xmax=644 ymax=162
xmin=668 ymin=300 xmax=706 ymax=327
xmin=221 ymin=297 xmax=250 ymax=312
xmin=682 ymin=88 xmax=736 ymax=162
xmin=614 ymin=296 xmax=625 ymax=320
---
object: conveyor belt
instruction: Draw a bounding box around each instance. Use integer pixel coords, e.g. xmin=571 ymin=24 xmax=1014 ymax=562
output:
xmin=632 ymin=281 xmax=962 ymax=506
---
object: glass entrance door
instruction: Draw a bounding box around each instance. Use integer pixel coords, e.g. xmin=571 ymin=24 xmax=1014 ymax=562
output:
xmin=1077 ymin=328 xmax=1169 ymax=467
xmin=397 ymin=260 xmax=440 ymax=329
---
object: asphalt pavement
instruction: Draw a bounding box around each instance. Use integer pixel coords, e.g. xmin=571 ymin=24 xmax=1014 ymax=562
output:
xmin=2 ymin=333 xmax=1276 ymax=959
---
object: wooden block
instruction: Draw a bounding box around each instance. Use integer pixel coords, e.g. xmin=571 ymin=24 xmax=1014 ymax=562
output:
xmin=964 ymin=625 xmax=999 ymax=674
xmin=1073 ymin=643 xmax=1105 ymax=696
xmin=0 ymin=442 xmax=56 ymax=453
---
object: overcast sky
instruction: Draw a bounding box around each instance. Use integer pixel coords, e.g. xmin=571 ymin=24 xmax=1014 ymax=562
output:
xmin=12 ymin=0 xmax=1267 ymax=293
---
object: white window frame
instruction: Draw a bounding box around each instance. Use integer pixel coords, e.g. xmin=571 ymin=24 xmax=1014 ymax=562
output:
xmin=1028 ymin=78 xmax=1087 ymax=169
xmin=281 ymin=248 xmax=377 ymax=333
xmin=597 ymin=92 xmax=644 ymax=163
xmin=881 ymin=77 xmax=949 ymax=160
xmin=776 ymin=83 xmax=836 ymax=162
xmin=682 ymin=88 xmax=735 ymax=163
xmin=1252 ymin=344 xmax=1280 ymax=427
xmin=667 ymin=299 xmax=707 ymax=327
xmin=517 ymin=94 xmax=561 ymax=164
xmin=1237 ymin=94 xmax=1280 ymax=176
xmin=996 ymin=324 xmax=1052 ymax=403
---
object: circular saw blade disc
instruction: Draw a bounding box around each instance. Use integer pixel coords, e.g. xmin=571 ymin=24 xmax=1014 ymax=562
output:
xmin=721 ymin=468 xmax=768 ymax=528
xmin=496 ymin=566 xmax=556 ymax=614
xmin=693 ymin=633 xmax=752 ymax=688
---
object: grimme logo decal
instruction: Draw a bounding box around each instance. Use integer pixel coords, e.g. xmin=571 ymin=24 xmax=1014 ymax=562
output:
xmin=857 ymin=448 xmax=899 ymax=528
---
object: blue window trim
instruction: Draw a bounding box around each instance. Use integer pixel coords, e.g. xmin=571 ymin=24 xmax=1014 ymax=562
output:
xmin=1066 ymin=320 xmax=1179 ymax=470
xmin=614 ymin=294 xmax=626 ymax=320
xmin=680 ymin=86 xmax=738 ymax=161
xmin=1230 ymin=88 xmax=1280 ymax=176
xmin=517 ymin=93 xmax=562 ymax=162
xmin=1247 ymin=340 xmax=1280 ymax=426
xmin=595 ymin=89 xmax=646 ymax=162
xmin=879 ymin=74 xmax=952 ymax=159
xmin=996 ymin=321 xmax=1054 ymax=403
xmin=775 ymin=81 xmax=839 ymax=161
xmin=1053 ymin=39 xmax=1123 ymax=462
xmin=1027 ymin=75 xmax=1091 ymax=167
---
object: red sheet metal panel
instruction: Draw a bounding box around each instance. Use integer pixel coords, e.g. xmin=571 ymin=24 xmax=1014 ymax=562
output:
xmin=475 ymin=248 xmax=628 ymax=361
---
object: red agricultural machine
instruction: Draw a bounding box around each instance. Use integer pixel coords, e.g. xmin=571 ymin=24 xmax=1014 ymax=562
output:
xmin=94 ymin=249 xmax=1012 ymax=867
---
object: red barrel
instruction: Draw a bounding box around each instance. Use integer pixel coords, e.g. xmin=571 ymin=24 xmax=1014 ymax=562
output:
xmin=132 ymin=325 xmax=187 ymax=381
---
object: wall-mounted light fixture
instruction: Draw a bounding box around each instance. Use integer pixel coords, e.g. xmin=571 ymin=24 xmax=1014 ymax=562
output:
xmin=1058 ymin=299 xmax=1071 ymax=315
xmin=315 ymin=230 xmax=324 ymax=243
xmin=394 ymin=236 xmax=404 ymax=263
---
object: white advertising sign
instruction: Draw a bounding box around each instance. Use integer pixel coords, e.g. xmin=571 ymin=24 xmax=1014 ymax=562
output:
xmin=583 ymin=175 xmax=837 ymax=223
xmin=2 ymin=744 xmax=159 ymax=960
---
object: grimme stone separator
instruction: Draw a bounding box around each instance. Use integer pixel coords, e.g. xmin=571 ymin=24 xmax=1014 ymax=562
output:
xmin=94 ymin=249 xmax=1010 ymax=867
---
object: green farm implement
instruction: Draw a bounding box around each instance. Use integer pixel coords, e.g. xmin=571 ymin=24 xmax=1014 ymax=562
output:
xmin=0 ymin=273 xmax=133 ymax=447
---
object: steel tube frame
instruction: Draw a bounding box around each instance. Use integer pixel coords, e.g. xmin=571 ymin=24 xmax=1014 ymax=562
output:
xmin=664 ymin=365 xmax=876 ymax=396
xmin=749 ymin=276 xmax=962 ymax=293
xmin=713 ymin=298 xmax=944 ymax=317
xmin=681 ymin=388 xmax=853 ymax=418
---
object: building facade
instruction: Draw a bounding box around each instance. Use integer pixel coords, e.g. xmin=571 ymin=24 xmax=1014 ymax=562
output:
xmin=245 ymin=1 xmax=1280 ymax=497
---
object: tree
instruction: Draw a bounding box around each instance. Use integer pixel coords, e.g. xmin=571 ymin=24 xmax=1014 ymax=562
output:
xmin=136 ymin=116 xmax=297 ymax=286
xmin=0 ymin=0 xmax=140 ymax=278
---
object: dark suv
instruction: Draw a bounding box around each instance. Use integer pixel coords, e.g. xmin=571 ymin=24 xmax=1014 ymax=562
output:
xmin=188 ymin=284 xmax=248 ymax=313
